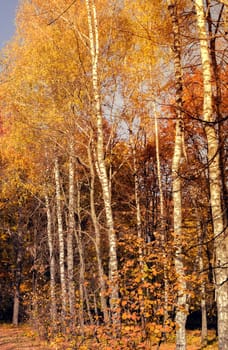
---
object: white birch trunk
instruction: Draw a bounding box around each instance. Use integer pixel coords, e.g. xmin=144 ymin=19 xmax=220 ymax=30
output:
xmin=129 ymin=125 xmax=145 ymax=327
xmin=172 ymin=121 xmax=187 ymax=350
xmin=31 ymin=228 xmax=38 ymax=330
xmin=45 ymin=194 xmax=57 ymax=326
xmin=194 ymin=204 xmax=208 ymax=347
xmin=54 ymin=157 xmax=67 ymax=320
xmin=168 ymin=1 xmax=188 ymax=349
xmin=68 ymin=141 xmax=76 ymax=323
xmin=195 ymin=1 xmax=228 ymax=348
xmin=207 ymin=4 xmax=228 ymax=217
xmin=75 ymin=221 xmax=85 ymax=332
xmin=85 ymin=0 xmax=119 ymax=325
xmin=88 ymin=141 xmax=109 ymax=324
xmin=12 ymin=232 xmax=22 ymax=326
xmin=198 ymin=226 xmax=207 ymax=347
xmin=154 ymin=106 xmax=169 ymax=335
xmin=75 ymin=182 xmax=93 ymax=328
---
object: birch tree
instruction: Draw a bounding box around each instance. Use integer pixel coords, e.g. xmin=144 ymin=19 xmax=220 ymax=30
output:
xmin=195 ymin=1 xmax=228 ymax=348
xmin=154 ymin=104 xmax=169 ymax=338
xmin=12 ymin=231 xmax=23 ymax=326
xmin=129 ymin=122 xmax=145 ymax=328
xmin=167 ymin=1 xmax=188 ymax=349
xmin=45 ymin=194 xmax=57 ymax=328
xmin=67 ymin=140 xmax=76 ymax=325
xmin=88 ymin=138 xmax=109 ymax=324
xmin=85 ymin=0 xmax=119 ymax=325
xmin=54 ymin=157 xmax=67 ymax=322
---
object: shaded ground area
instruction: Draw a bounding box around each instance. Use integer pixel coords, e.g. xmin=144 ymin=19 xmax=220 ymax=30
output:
xmin=0 ymin=325 xmax=50 ymax=350
xmin=146 ymin=330 xmax=217 ymax=350
xmin=0 ymin=325 xmax=217 ymax=349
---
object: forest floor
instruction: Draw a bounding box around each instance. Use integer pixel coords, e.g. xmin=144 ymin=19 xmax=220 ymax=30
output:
xmin=0 ymin=324 xmax=50 ymax=350
xmin=0 ymin=324 xmax=218 ymax=350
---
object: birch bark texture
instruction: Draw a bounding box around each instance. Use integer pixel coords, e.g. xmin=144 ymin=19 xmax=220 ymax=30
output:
xmin=129 ymin=124 xmax=145 ymax=327
xmin=67 ymin=141 xmax=76 ymax=323
xmin=88 ymin=140 xmax=109 ymax=324
xmin=154 ymin=105 xmax=169 ymax=332
xmin=195 ymin=1 xmax=228 ymax=348
xmin=54 ymin=157 xmax=67 ymax=320
xmin=167 ymin=1 xmax=188 ymax=349
xmin=85 ymin=0 xmax=119 ymax=324
xmin=129 ymin=125 xmax=143 ymax=268
xmin=45 ymin=194 xmax=57 ymax=326
xmin=12 ymin=231 xmax=23 ymax=326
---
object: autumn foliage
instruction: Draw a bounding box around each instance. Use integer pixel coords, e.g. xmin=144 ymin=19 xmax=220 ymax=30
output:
xmin=0 ymin=0 xmax=227 ymax=349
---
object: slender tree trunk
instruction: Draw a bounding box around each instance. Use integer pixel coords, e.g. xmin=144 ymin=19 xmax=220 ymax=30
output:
xmin=194 ymin=203 xmax=208 ymax=347
xmin=195 ymin=1 xmax=228 ymax=348
xmin=154 ymin=106 xmax=169 ymax=338
xmin=12 ymin=231 xmax=23 ymax=326
xmin=45 ymin=194 xmax=57 ymax=328
xmin=85 ymin=0 xmax=119 ymax=325
xmin=75 ymin=181 xmax=93 ymax=329
xmin=12 ymin=287 xmax=20 ymax=326
xmin=200 ymin=274 xmax=208 ymax=348
xmin=88 ymin=141 xmax=109 ymax=324
xmin=76 ymin=224 xmax=85 ymax=333
xmin=31 ymin=227 xmax=38 ymax=330
xmin=206 ymin=1 xmax=228 ymax=224
xmin=129 ymin=125 xmax=145 ymax=328
xmin=199 ymin=256 xmax=208 ymax=348
xmin=172 ymin=120 xmax=187 ymax=350
xmin=67 ymin=140 xmax=76 ymax=325
xmin=129 ymin=127 xmax=143 ymax=265
xmin=167 ymin=2 xmax=188 ymax=349
xmin=54 ymin=157 xmax=67 ymax=321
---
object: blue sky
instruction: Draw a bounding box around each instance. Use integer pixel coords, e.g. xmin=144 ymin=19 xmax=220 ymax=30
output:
xmin=0 ymin=0 xmax=19 ymax=48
